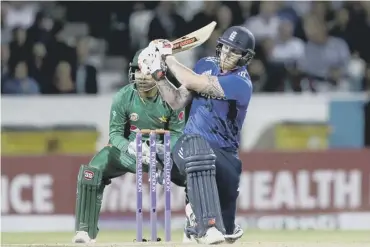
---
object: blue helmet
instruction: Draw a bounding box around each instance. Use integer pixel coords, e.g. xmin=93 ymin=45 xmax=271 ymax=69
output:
xmin=216 ymin=26 xmax=255 ymax=66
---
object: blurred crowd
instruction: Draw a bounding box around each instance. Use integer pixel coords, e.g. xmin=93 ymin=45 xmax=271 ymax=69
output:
xmin=1 ymin=1 xmax=370 ymax=95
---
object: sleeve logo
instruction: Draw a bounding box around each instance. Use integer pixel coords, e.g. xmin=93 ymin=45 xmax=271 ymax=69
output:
xmin=178 ymin=111 xmax=185 ymax=121
xmin=130 ymin=113 xmax=139 ymax=121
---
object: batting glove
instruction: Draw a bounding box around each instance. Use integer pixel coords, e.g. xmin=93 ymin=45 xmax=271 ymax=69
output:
xmin=148 ymin=39 xmax=173 ymax=57
xmin=138 ymin=47 xmax=166 ymax=81
xmin=137 ymin=47 xmax=157 ymax=75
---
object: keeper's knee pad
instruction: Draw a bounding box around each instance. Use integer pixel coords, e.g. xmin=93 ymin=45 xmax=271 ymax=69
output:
xmin=75 ymin=165 xmax=104 ymax=239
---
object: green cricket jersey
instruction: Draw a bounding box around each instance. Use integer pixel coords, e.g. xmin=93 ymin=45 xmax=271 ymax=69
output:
xmin=109 ymin=84 xmax=185 ymax=152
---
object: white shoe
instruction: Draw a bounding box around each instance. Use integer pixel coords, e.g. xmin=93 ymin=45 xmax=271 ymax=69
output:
xmin=185 ymin=203 xmax=225 ymax=244
xmin=72 ymin=231 xmax=96 ymax=243
xmin=224 ymin=224 xmax=243 ymax=244
xmin=196 ymin=226 xmax=225 ymax=245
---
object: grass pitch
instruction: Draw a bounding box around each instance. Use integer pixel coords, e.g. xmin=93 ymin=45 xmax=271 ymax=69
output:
xmin=1 ymin=230 xmax=369 ymax=247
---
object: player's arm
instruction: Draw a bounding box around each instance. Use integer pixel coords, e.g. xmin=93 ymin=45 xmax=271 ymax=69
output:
xmin=167 ymin=108 xmax=186 ymax=149
xmin=164 ymin=55 xmax=225 ymax=98
xmin=156 ymin=78 xmax=193 ymax=110
xmin=109 ymin=92 xmax=130 ymax=151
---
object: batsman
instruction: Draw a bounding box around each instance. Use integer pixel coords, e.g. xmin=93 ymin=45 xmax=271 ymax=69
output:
xmin=72 ymin=50 xmax=185 ymax=243
xmin=139 ymin=26 xmax=255 ymax=244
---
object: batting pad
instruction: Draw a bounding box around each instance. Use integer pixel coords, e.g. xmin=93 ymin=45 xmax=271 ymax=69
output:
xmin=181 ymin=134 xmax=226 ymax=237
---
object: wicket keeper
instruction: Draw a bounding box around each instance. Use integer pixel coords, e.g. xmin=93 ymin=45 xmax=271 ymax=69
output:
xmin=72 ymin=50 xmax=185 ymax=243
xmin=139 ymin=26 xmax=255 ymax=244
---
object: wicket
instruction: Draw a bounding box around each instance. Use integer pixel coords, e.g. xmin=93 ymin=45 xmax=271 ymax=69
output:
xmin=135 ymin=129 xmax=172 ymax=242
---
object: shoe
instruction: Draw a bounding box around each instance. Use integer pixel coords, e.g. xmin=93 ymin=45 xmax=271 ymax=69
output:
xmin=72 ymin=231 xmax=96 ymax=243
xmin=196 ymin=226 xmax=225 ymax=245
xmin=224 ymin=224 xmax=243 ymax=244
xmin=185 ymin=203 xmax=225 ymax=245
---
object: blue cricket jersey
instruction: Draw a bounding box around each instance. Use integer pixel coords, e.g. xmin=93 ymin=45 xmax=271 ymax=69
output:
xmin=184 ymin=57 xmax=253 ymax=152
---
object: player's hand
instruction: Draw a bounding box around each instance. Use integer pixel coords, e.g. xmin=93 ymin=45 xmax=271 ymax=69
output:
xmin=138 ymin=47 xmax=166 ymax=81
xmin=138 ymin=47 xmax=157 ymax=76
xmin=148 ymin=39 xmax=173 ymax=57
xmin=127 ymin=139 xmax=150 ymax=159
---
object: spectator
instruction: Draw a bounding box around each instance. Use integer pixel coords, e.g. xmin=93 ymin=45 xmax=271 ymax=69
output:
xmin=294 ymin=1 xmax=333 ymax=41
xmin=249 ymin=58 xmax=272 ymax=92
xmin=148 ymin=1 xmax=187 ymax=41
xmin=216 ymin=5 xmax=233 ymax=34
xmin=26 ymin=11 xmax=52 ymax=45
xmin=53 ymin=61 xmax=75 ymax=94
xmin=3 ymin=60 xmax=40 ymax=95
xmin=296 ymin=15 xmax=351 ymax=92
xmin=253 ymin=38 xmax=288 ymax=92
xmin=4 ymin=2 xmax=39 ymax=29
xmin=311 ymin=1 xmax=333 ymax=23
xmin=27 ymin=42 xmax=48 ymax=93
xmin=271 ymin=18 xmax=305 ymax=66
xmin=1 ymin=43 xmax=11 ymax=93
xmin=238 ymin=1 xmax=253 ymax=23
xmin=188 ymin=1 xmax=219 ymax=35
xmin=245 ymin=2 xmax=281 ymax=42
xmin=129 ymin=2 xmax=154 ymax=53
xmin=45 ymin=21 xmax=75 ymax=83
xmin=46 ymin=21 xmax=74 ymax=64
xmin=174 ymin=1 xmax=203 ymax=22
xmin=73 ymin=37 xmax=98 ymax=94
xmin=1 ymin=4 xmax=12 ymax=43
xmin=330 ymin=8 xmax=350 ymax=39
xmin=9 ymin=26 xmax=29 ymax=68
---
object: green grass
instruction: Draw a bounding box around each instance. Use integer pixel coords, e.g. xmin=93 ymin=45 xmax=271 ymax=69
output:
xmin=1 ymin=230 xmax=369 ymax=244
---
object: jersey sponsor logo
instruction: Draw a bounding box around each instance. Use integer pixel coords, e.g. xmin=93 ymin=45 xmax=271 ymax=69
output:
xmin=202 ymin=70 xmax=213 ymax=76
xmin=199 ymin=92 xmax=226 ymax=100
xmin=178 ymin=111 xmax=185 ymax=121
xmin=159 ymin=116 xmax=168 ymax=123
xmin=130 ymin=113 xmax=139 ymax=121
xmin=229 ymin=31 xmax=237 ymax=41
xmin=204 ymin=57 xmax=218 ymax=63
xmin=84 ymin=170 xmax=94 ymax=180
xmin=130 ymin=125 xmax=140 ymax=132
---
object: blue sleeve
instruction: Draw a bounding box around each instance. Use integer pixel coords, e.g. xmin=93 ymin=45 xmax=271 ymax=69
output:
xmin=218 ymin=75 xmax=252 ymax=106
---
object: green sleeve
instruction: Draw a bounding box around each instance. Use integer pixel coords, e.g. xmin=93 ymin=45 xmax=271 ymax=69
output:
xmin=109 ymin=92 xmax=130 ymax=151
xmin=168 ymin=108 xmax=186 ymax=149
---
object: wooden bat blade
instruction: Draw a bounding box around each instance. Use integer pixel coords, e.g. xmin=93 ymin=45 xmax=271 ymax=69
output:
xmin=171 ymin=21 xmax=217 ymax=54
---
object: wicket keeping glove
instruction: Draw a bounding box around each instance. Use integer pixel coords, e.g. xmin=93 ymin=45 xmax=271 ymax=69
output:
xmin=127 ymin=139 xmax=151 ymax=165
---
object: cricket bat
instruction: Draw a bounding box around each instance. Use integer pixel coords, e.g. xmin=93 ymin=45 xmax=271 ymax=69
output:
xmin=171 ymin=21 xmax=217 ymax=54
